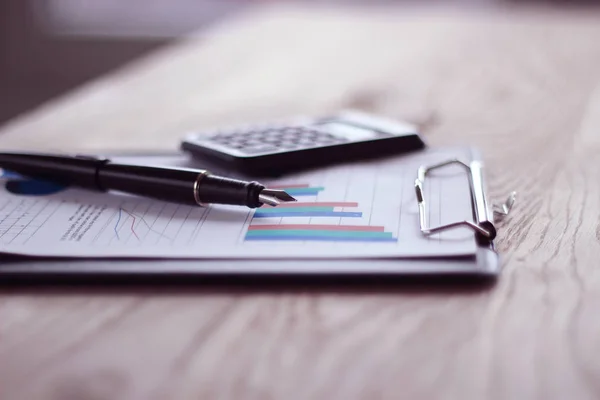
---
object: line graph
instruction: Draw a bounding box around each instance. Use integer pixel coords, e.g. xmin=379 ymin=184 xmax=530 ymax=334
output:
xmin=124 ymin=209 xmax=140 ymax=240
xmin=114 ymin=208 xmax=122 ymax=239
xmin=112 ymin=206 xmax=172 ymax=242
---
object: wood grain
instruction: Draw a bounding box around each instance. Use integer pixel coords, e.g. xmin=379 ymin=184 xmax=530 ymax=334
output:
xmin=1 ymin=4 xmax=600 ymax=399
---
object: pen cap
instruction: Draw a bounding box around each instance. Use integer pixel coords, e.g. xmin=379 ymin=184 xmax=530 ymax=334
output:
xmin=98 ymin=163 xmax=202 ymax=206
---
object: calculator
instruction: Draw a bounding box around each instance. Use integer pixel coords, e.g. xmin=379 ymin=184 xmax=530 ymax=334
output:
xmin=180 ymin=110 xmax=425 ymax=175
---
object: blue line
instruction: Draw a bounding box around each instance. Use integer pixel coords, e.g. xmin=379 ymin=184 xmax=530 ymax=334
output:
xmin=283 ymin=187 xmax=324 ymax=196
xmin=114 ymin=208 xmax=122 ymax=240
xmin=245 ymin=236 xmax=397 ymax=242
xmin=253 ymin=211 xmax=363 ymax=218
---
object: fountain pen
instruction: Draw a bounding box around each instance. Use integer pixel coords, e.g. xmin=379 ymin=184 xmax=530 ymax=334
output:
xmin=0 ymin=152 xmax=297 ymax=208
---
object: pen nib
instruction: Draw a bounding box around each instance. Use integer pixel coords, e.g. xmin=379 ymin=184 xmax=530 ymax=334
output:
xmin=258 ymin=194 xmax=281 ymax=206
xmin=259 ymin=189 xmax=297 ymax=206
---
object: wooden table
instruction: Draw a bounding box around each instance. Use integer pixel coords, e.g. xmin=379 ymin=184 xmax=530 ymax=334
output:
xmin=2 ymin=4 xmax=600 ymax=399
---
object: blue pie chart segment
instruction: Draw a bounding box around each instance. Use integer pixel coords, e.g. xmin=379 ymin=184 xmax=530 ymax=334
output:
xmin=0 ymin=169 xmax=67 ymax=195
xmin=4 ymin=179 xmax=67 ymax=196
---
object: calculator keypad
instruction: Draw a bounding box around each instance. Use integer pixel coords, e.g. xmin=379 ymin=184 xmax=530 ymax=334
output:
xmin=206 ymin=127 xmax=348 ymax=155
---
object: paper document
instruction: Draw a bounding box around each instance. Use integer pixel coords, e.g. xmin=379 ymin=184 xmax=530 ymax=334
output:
xmin=0 ymin=149 xmax=478 ymax=259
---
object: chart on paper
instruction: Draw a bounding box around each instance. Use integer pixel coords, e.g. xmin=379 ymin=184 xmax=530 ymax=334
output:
xmin=0 ymin=151 xmax=478 ymax=259
xmin=245 ymin=184 xmax=398 ymax=243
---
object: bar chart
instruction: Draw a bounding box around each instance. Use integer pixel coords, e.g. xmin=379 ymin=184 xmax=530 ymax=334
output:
xmin=245 ymin=184 xmax=398 ymax=242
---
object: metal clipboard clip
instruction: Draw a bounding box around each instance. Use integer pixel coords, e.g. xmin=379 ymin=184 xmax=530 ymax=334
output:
xmin=414 ymin=159 xmax=515 ymax=241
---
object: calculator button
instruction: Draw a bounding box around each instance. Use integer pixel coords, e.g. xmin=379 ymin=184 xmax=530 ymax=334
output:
xmin=265 ymin=129 xmax=284 ymax=135
xmin=216 ymin=136 xmax=238 ymax=143
xmin=298 ymin=137 xmax=314 ymax=143
xmin=317 ymin=133 xmax=337 ymax=140
xmin=263 ymin=137 xmax=281 ymax=144
xmin=260 ymin=135 xmax=279 ymax=141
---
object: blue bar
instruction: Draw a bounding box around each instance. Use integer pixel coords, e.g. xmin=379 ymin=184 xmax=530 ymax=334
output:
xmin=283 ymin=187 xmax=325 ymax=196
xmin=253 ymin=211 xmax=363 ymax=218
xmin=245 ymin=236 xmax=397 ymax=242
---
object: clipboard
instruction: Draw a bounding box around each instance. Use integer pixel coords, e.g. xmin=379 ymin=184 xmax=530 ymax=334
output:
xmin=0 ymin=149 xmax=513 ymax=283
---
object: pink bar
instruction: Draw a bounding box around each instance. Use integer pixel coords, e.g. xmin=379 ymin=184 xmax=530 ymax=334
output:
xmin=267 ymin=183 xmax=310 ymax=189
xmin=265 ymin=202 xmax=359 ymax=208
xmin=248 ymin=224 xmax=385 ymax=232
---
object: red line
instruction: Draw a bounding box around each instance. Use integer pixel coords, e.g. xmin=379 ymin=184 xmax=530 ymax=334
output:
xmin=248 ymin=224 xmax=385 ymax=232
xmin=265 ymin=202 xmax=359 ymax=208
xmin=128 ymin=212 xmax=140 ymax=240
xmin=267 ymin=183 xmax=310 ymax=189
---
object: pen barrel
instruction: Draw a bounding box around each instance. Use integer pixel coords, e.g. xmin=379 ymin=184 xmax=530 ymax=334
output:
xmin=98 ymin=163 xmax=202 ymax=206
